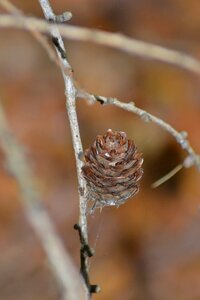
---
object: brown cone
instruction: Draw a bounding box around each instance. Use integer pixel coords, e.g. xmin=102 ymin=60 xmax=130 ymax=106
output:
xmin=82 ymin=129 xmax=143 ymax=209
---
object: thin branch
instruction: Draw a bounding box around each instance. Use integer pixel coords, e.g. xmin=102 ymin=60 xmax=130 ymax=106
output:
xmin=77 ymin=90 xmax=200 ymax=171
xmin=0 ymin=13 xmax=200 ymax=74
xmin=0 ymin=100 xmax=85 ymax=300
xmin=151 ymin=164 xmax=183 ymax=188
xmin=38 ymin=0 xmax=98 ymax=297
xmin=74 ymin=224 xmax=100 ymax=294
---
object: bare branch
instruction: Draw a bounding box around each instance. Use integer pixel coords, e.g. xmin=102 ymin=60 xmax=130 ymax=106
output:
xmin=38 ymin=0 xmax=98 ymax=297
xmin=77 ymin=90 xmax=200 ymax=172
xmin=0 ymin=13 xmax=200 ymax=74
xmin=0 ymin=100 xmax=85 ymax=300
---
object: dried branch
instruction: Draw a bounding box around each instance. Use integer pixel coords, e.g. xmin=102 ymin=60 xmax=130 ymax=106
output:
xmin=38 ymin=0 xmax=98 ymax=297
xmin=77 ymin=90 xmax=200 ymax=172
xmin=0 ymin=13 xmax=200 ymax=74
xmin=0 ymin=100 xmax=84 ymax=300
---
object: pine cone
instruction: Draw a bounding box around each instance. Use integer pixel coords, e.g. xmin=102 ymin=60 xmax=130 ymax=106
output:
xmin=82 ymin=129 xmax=143 ymax=209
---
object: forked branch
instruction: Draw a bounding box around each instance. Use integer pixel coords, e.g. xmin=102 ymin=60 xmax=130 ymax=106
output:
xmin=77 ymin=90 xmax=200 ymax=172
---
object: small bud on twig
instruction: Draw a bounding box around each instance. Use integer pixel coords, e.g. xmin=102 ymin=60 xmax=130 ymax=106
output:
xmin=55 ymin=11 xmax=72 ymax=23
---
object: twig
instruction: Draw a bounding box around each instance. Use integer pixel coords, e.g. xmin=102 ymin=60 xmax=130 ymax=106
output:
xmin=0 ymin=13 xmax=200 ymax=74
xmin=38 ymin=0 xmax=98 ymax=297
xmin=77 ymin=90 xmax=200 ymax=171
xmin=74 ymin=224 xmax=100 ymax=294
xmin=0 ymin=100 xmax=85 ymax=300
xmin=151 ymin=164 xmax=183 ymax=188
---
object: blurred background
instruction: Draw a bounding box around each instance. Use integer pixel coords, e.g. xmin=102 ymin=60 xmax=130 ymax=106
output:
xmin=0 ymin=0 xmax=200 ymax=299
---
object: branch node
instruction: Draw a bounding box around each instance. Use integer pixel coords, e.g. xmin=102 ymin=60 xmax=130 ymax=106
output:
xmin=179 ymin=130 xmax=188 ymax=139
xmin=140 ymin=112 xmax=151 ymax=122
xmin=128 ymin=101 xmax=135 ymax=106
xmin=94 ymin=95 xmax=105 ymax=105
xmin=78 ymin=151 xmax=84 ymax=161
xmin=183 ymin=154 xmax=200 ymax=169
xmin=55 ymin=11 xmax=72 ymax=23
xmin=176 ymin=133 xmax=189 ymax=149
xmin=83 ymin=244 xmax=94 ymax=257
xmin=90 ymin=284 xmax=101 ymax=293
xmin=74 ymin=223 xmax=93 ymax=255
xmin=74 ymin=223 xmax=98 ymax=292
xmin=51 ymin=36 xmax=67 ymax=60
